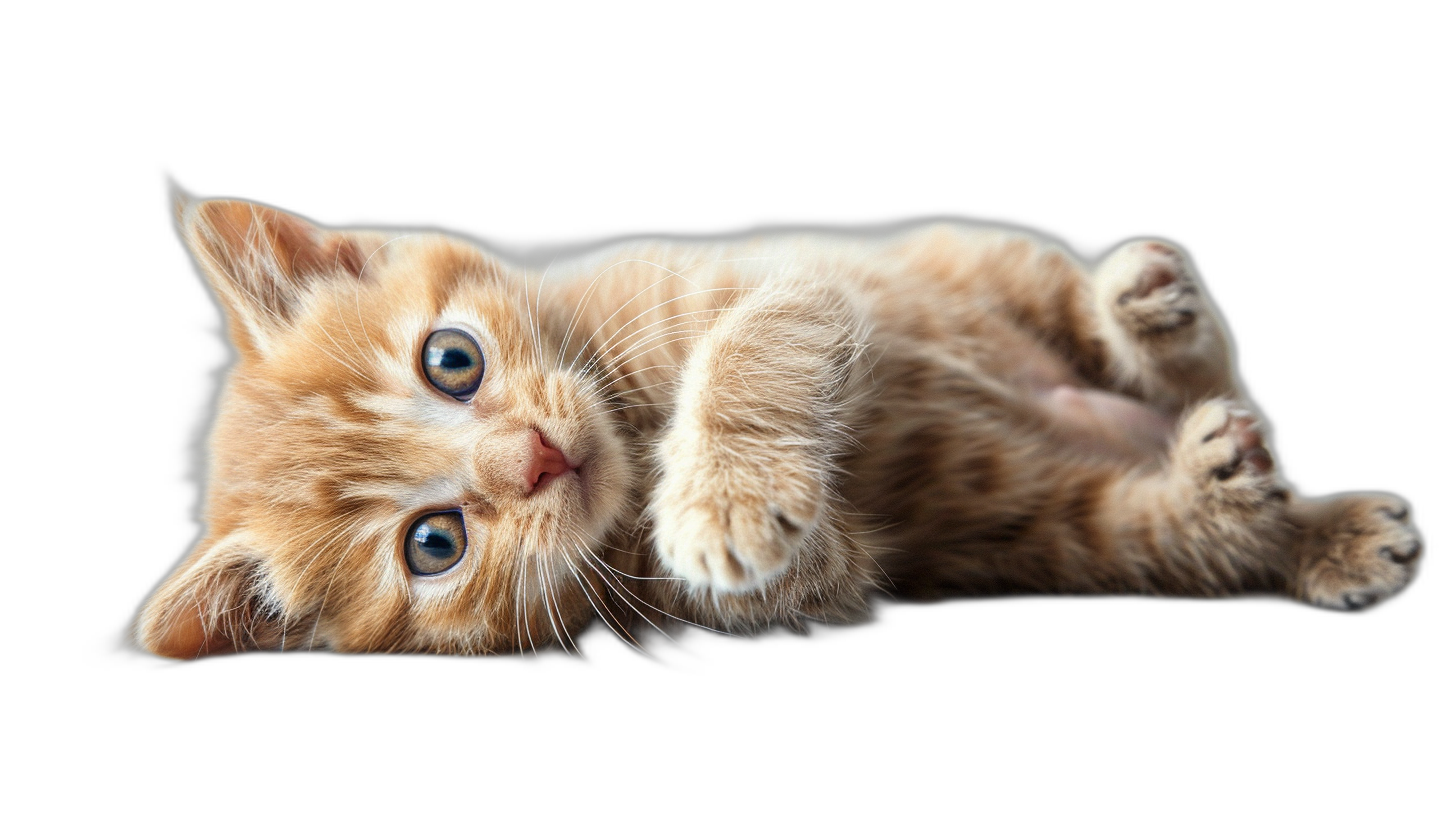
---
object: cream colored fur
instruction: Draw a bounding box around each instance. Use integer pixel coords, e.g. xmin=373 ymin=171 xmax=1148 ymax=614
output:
xmin=136 ymin=201 xmax=1422 ymax=657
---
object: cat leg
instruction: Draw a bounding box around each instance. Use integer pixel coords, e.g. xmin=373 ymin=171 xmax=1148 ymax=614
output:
xmin=1115 ymin=399 xmax=1291 ymax=594
xmin=886 ymin=227 xmax=1233 ymax=409
xmin=1082 ymin=250 xmax=1422 ymax=605
xmin=649 ymin=281 xmax=878 ymax=628
xmin=1092 ymin=240 xmax=1237 ymax=412
xmin=1085 ymin=400 xmax=1420 ymax=605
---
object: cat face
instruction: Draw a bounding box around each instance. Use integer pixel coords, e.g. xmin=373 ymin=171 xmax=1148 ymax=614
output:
xmin=138 ymin=201 xmax=633 ymax=656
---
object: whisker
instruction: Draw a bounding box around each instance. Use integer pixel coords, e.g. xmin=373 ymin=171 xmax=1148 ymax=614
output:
xmin=534 ymin=554 xmax=569 ymax=651
xmin=524 ymin=268 xmax=551 ymax=372
xmin=514 ymin=540 xmax=537 ymax=655
xmin=578 ymin=388 xmax=681 ymax=422
xmin=580 ymin=546 xmax=733 ymax=637
xmin=569 ymin=285 xmax=755 ymax=372
xmin=586 ymin=305 xmax=732 ymax=366
xmin=587 ymin=363 xmax=683 ymax=395
xmin=567 ymin=253 xmax=773 ymax=373
xmin=591 ymin=328 xmax=710 ymax=373
xmin=556 ymin=256 xmax=672 ymax=371
xmin=599 ymin=401 xmax=675 ymax=416
xmin=545 ymin=557 xmax=578 ymax=655
xmin=565 ymin=542 xmax=646 ymax=654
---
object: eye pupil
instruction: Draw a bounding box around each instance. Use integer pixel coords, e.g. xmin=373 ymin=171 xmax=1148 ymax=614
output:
xmin=419 ymin=530 xmax=454 ymax=555
xmin=422 ymin=329 xmax=485 ymax=399
xmin=439 ymin=349 xmax=471 ymax=369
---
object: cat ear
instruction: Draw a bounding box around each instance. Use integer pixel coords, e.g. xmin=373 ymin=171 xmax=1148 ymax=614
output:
xmin=136 ymin=531 xmax=288 ymax=659
xmin=179 ymin=198 xmax=372 ymax=357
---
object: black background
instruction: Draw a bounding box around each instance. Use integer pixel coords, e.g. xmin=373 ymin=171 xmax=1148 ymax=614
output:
xmin=76 ymin=67 xmax=1444 ymax=751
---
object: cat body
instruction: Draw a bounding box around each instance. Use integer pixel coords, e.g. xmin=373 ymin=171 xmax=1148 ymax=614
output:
xmin=137 ymin=200 xmax=1422 ymax=657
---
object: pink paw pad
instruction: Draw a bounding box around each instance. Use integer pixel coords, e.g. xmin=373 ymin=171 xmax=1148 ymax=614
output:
xmin=1129 ymin=265 xmax=1180 ymax=300
xmin=1205 ymin=411 xmax=1273 ymax=479
xmin=1111 ymin=243 xmax=1198 ymax=332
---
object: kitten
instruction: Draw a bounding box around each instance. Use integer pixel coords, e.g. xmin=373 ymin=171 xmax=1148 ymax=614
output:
xmin=136 ymin=198 xmax=1423 ymax=657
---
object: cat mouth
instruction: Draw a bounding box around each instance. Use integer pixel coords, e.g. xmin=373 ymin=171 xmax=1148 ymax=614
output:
xmin=534 ymin=464 xmax=580 ymax=493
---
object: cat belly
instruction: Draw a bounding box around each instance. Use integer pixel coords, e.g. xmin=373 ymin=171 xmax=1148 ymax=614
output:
xmin=1039 ymin=384 xmax=1175 ymax=459
xmin=989 ymin=324 xmax=1175 ymax=459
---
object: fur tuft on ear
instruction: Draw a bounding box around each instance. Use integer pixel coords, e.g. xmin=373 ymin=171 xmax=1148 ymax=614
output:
xmin=136 ymin=533 xmax=291 ymax=659
xmin=179 ymin=199 xmax=371 ymax=357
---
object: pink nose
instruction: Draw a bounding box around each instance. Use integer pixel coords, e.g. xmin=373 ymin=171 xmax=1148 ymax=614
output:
xmin=525 ymin=430 xmax=572 ymax=494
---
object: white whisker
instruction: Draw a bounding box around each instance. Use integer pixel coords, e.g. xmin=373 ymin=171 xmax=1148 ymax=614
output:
xmin=580 ymin=546 xmax=733 ymax=637
xmin=545 ymin=557 xmax=578 ymax=654
xmin=569 ymin=285 xmax=755 ymax=372
xmin=564 ymin=542 xmax=646 ymax=654
xmin=514 ymin=541 xmax=537 ymax=655
xmin=586 ymin=305 xmax=730 ymax=367
xmin=534 ymin=554 xmax=568 ymax=651
xmin=593 ymin=328 xmax=710 ymax=373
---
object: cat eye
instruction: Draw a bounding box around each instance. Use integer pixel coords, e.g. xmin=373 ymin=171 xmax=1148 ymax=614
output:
xmin=421 ymin=329 xmax=485 ymax=399
xmin=404 ymin=511 xmax=468 ymax=576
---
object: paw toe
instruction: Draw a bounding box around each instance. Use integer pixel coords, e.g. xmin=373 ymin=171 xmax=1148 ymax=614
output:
xmin=653 ymin=492 xmax=815 ymax=594
xmin=1379 ymin=503 xmax=1410 ymax=522
xmin=1342 ymin=592 xmax=1378 ymax=611
xmin=1119 ymin=264 xmax=1180 ymax=304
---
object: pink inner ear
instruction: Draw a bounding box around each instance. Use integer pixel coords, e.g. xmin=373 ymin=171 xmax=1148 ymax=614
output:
xmin=144 ymin=588 xmax=278 ymax=660
xmin=191 ymin=200 xmax=364 ymax=284
xmin=329 ymin=234 xmax=367 ymax=279
xmin=138 ymin=537 xmax=284 ymax=659
xmin=147 ymin=607 xmax=214 ymax=659
xmin=185 ymin=200 xmax=371 ymax=356
xmin=266 ymin=207 xmax=367 ymax=279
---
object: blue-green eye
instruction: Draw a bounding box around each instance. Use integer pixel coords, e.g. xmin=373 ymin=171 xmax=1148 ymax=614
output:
xmin=422 ymin=329 xmax=485 ymax=399
xmin=405 ymin=511 xmax=468 ymax=576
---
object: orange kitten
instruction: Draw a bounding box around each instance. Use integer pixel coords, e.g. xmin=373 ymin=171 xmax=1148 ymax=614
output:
xmin=136 ymin=199 xmax=1422 ymax=657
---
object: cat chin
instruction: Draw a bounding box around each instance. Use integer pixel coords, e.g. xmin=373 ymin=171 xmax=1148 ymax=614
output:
xmin=526 ymin=470 xmax=612 ymax=544
xmin=534 ymin=468 xmax=592 ymax=517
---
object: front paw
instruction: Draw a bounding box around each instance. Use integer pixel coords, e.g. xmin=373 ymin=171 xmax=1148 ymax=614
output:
xmin=1100 ymin=240 xmax=1204 ymax=337
xmin=651 ymin=443 xmax=824 ymax=594
xmin=1296 ymin=497 xmax=1422 ymax=610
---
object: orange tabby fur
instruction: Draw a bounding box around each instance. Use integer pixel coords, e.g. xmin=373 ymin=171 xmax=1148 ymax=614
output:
xmin=136 ymin=200 xmax=1422 ymax=657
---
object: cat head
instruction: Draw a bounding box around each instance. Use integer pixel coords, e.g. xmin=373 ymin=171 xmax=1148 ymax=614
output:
xmin=137 ymin=200 xmax=633 ymax=657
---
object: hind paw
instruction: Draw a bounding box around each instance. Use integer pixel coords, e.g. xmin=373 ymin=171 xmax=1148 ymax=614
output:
xmin=1296 ymin=497 xmax=1422 ymax=610
xmin=1174 ymin=400 xmax=1283 ymax=510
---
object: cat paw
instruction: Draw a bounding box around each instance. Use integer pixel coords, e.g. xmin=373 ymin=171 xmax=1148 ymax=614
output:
xmin=1174 ymin=400 xmax=1282 ymax=509
xmin=1094 ymin=239 xmax=1234 ymax=410
xmin=651 ymin=438 xmax=823 ymax=594
xmin=1296 ymin=497 xmax=1422 ymax=610
xmin=1100 ymin=240 xmax=1204 ymax=337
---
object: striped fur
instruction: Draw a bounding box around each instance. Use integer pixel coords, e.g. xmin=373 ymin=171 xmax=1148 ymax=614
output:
xmin=136 ymin=201 xmax=1422 ymax=657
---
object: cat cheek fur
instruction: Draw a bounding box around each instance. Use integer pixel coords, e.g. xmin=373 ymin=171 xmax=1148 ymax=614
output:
xmin=137 ymin=200 xmax=1422 ymax=657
